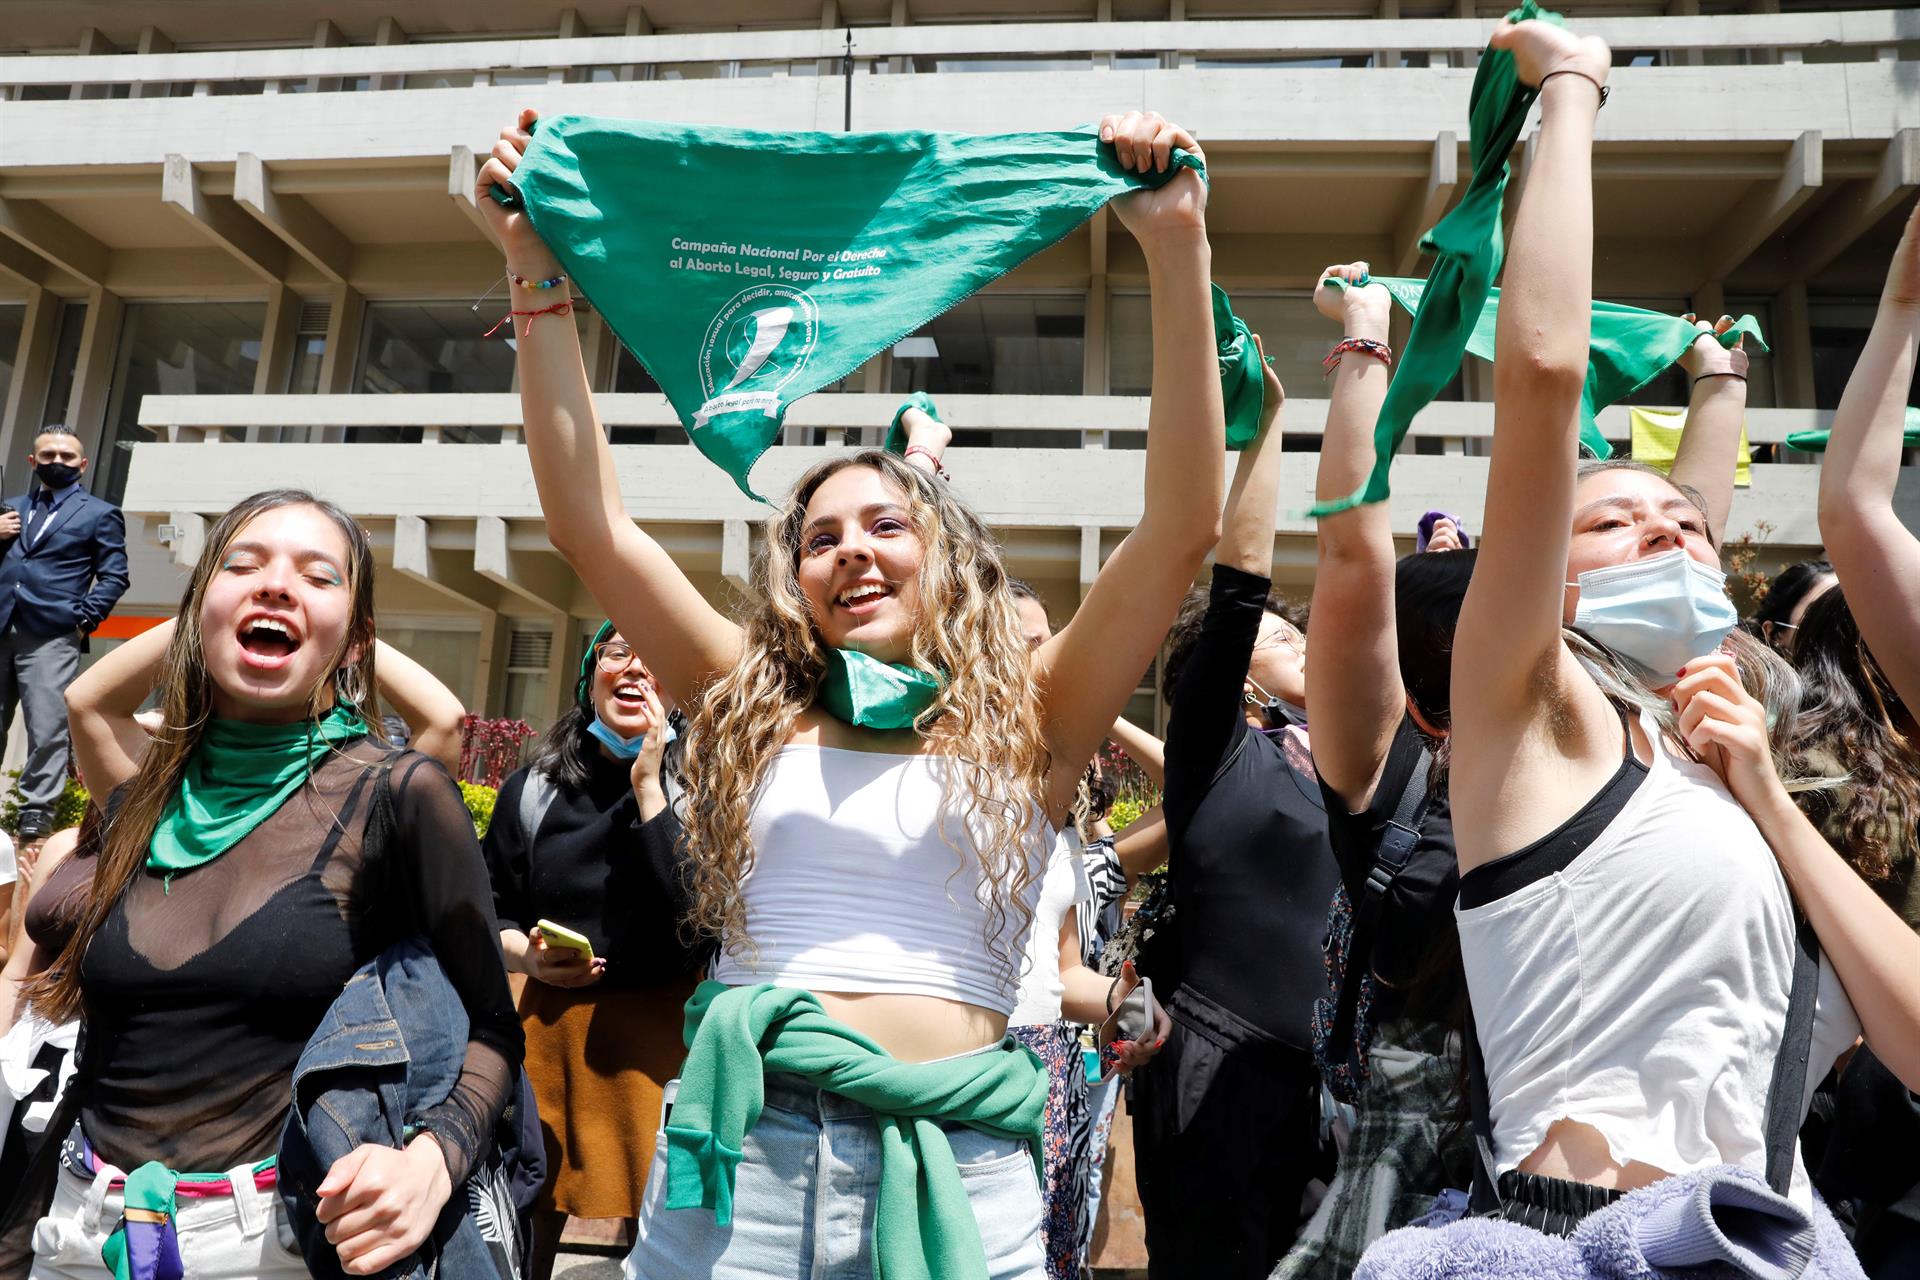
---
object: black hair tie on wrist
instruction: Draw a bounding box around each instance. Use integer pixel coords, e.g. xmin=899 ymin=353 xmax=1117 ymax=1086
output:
xmin=1539 ymin=68 xmax=1610 ymax=108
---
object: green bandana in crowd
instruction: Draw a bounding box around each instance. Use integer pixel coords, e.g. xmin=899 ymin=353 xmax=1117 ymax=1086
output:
xmin=497 ymin=117 xmax=1265 ymax=496
xmin=1331 ymin=273 xmax=1767 ymax=460
xmin=147 ymin=704 xmax=369 ymax=879
xmin=1308 ymin=0 xmax=1554 ymax=516
xmin=100 ymin=1156 xmax=278 ymax=1280
xmin=818 ymin=648 xmax=944 ymax=731
xmin=664 ymin=982 xmax=1048 ymax=1280
xmin=884 ymin=391 xmax=944 ymax=456
xmin=1785 ymin=406 xmax=1920 ymax=453
xmin=1215 ymin=283 xmax=1268 ymax=449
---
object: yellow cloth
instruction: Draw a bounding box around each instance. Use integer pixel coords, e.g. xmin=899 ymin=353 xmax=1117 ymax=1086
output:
xmin=1629 ymin=406 xmax=1751 ymax=489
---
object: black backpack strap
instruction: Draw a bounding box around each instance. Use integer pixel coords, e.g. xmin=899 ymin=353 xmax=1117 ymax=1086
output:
xmin=1761 ymin=916 xmax=1821 ymax=1196
xmin=1325 ymin=748 xmax=1431 ymax=1061
xmin=1464 ymin=1003 xmax=1504 ymax=1216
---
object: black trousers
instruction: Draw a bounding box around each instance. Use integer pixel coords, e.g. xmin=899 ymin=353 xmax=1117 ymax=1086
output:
xmin=1132 ymin=984 xmax=1328 ymax=1280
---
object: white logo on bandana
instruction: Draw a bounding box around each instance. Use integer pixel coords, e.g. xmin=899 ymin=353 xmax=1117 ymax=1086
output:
xmin=695 ymin=285 xmax=821 ymax=430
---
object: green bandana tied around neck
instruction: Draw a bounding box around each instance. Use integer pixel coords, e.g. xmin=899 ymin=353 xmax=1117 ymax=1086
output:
xmin=496 ymin=117 xmax=1265 ymax=496
xmin=665 ymin=982 xmax=1048 ymax=1280
xmin=1785 ymin=406 xmax=1920 ymax=453
xmin=147 ymin=704 xmax=369 ymax=879
xmin=1307 ymin=0 xmax=1554 ymax=517
xmin=818 ymin=648 xmax=944 ymax=731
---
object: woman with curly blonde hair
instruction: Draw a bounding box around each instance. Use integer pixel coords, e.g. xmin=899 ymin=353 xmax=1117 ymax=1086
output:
xmin=478 ymin=107 xmax=1223 ymax=1279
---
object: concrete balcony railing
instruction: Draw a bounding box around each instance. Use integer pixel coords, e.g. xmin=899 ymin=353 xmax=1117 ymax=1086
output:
xmin=3 ymin=10 xmax=1916 ymax=99
xmin=135 ymin=389 xmax=1845 ymax=450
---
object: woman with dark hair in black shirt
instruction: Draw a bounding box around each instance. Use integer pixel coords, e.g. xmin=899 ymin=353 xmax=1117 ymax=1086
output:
xmin=8 ymin=489 xmax=520 ymax=1280
xmin=482 ymin=622 xmax=702 ymax=1280
xmin=1131 ymin=345 xmax=1338 ymax=1280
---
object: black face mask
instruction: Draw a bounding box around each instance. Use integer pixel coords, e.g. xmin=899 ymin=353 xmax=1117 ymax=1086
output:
xmin=33 ymin=462 xmax=80 ymax=489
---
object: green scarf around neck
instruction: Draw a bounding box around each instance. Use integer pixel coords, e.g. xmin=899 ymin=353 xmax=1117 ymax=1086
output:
xmin=664 ymin=982 xmax=1048 ymax=1280
xmin=818 ymin=648 xmax=944 ymax=731
xmin=147 ymin=704 xmax=369 ymax=878
xmin=495 ymin=117 xmax=1264 ymax=496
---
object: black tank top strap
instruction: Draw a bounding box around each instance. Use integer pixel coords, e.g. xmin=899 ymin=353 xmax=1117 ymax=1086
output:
xmin=1458 ymin=700 xmax=1650 ymax=910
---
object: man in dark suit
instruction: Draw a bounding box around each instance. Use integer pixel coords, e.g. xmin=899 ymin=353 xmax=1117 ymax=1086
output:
xmin=0 ymin=426 xmax=129 ymax=843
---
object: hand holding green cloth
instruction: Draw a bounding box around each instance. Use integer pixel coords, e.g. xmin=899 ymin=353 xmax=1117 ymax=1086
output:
xmin=884 ymin=391 xmax=943 ymax=456
xmin=1785 ymin=406 xmax=1920 ymax=452
xmin=1307 ymin=0 xmax=1557 ymax=517
xmin=664 ymin=981 xmax=1049 ymax=1280
xmin=495 ymin=117 xmax=1263 ymax=497
xmin=1336 ymin=274 xmax=1766 ymax=460
xmin=818 ymin=648 xmax=945 ymax=730
xmin=148 ymin=705 xmax=369 ymax=879
xmin=1215 ymin=283 xmax=1268 ymax=449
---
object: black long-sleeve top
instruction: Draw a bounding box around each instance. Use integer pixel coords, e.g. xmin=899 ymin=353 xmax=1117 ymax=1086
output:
xmin=79 ymin=745 xmax=522 ymax=1185
xmin=482 ymin=753 xmax=704 ymax=987
xmin=1162 ymin=564 xmax=1338 ymax=1050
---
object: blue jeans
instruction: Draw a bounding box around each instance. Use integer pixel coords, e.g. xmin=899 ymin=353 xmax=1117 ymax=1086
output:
xmin=624 ymin=1070 xmax=1046 ymax=1279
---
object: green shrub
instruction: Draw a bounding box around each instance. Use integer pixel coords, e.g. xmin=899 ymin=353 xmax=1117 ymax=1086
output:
xmin=1109 ymin=795 xmax=1149 ymax=832
xmin=461 ymin=782 xmax=498 ymax=838
xmin=0 ymin=771 xmax=90 ymax=836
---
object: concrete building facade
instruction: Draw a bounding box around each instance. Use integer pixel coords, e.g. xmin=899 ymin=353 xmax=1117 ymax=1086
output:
xmin=2 ymin=0 xmax=1917 ymax=731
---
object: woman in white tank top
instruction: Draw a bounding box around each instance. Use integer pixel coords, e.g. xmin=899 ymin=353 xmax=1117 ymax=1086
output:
xmin=478 ymin=108 xmax=1223 ymax=1280
xmin=1412 ymin=13 xmax=1920 ymax=1258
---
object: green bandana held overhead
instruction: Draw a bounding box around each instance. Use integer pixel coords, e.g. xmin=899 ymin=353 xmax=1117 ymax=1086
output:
xmin=1308 ymin=0 xmax=1554 ymax=517
xmin=1785 ymin=406 xmax=1920 ymax=454
xmin=495 ymin=118 xmax=1265 ymax=496
xmin=147 ymin=704 xmax=369 ymax=880
xmin=818 ymin=647 xmax=945 ymax=731
xmin=1328 ymin=273 xmax=1768 ymax=461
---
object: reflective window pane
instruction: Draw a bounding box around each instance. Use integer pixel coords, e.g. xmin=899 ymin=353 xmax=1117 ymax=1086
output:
xmin=357 ymin=301 xmax=514 ymax=442
xmin=100 ymin=302 xmax=265 ymax=503
xmin=889 ymin=295 xmax=1084 ymax=398
xmin=1111 ymin=292 xmax=1326 ymax=397
xmin=0 ymin=305 xmax=24 ymax=406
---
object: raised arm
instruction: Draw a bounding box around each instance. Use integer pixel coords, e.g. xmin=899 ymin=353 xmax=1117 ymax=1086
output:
xmin=1453 ymin=25 xmax=1609 ymax=723
xmin=1216 ymin=342 xmax=1286 ymax=577
xmin=1035 ymin=112 xmax=1223 ymax=804
xmin=1308 ymin=263 xmax=1405 ymax=808
xmin=1106 ymin=716 xmax=1165 ymax=790
xmin=1817 ymin=200 xmax=1920 ymax=708
xmin=1666 ymin=314 xmax=1750 ymax=548
xmin=478 ymin=109 xmax=740 ymax=705
xmin=373 ymin=640 xmax=466 ymax=776
xmin=64 ymin=617 xmax=173 ymax=797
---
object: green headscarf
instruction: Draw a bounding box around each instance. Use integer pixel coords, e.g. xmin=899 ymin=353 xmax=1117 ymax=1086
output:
xmin=147 ymin=704 xmax=369 ymax=879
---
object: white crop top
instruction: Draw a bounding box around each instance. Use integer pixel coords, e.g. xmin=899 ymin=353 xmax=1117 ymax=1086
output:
xmin=709 ymin=744 xmax=1050 ymax=1016
xmin=1008 ymin=831 xmax=1094 ymax=1027
xmin=1455 ymin=712 xmax=1861 ymax=1206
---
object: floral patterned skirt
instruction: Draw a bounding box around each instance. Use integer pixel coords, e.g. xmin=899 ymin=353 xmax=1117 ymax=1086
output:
xmin=1009 ymin=1021 xmax=1092 ymax=1280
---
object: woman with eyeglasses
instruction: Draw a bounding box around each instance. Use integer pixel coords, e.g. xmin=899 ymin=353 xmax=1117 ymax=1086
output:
xmin=481 ymin=622 xmax=705 ymax=1280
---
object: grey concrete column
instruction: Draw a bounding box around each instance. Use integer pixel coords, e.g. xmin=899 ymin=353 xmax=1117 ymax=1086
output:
xmin=63 ymin=286 xmax=124 ymax=457
xmin=0 ymin=286 xmax=59 ymax=459
xmin=1775 ymin=280 xmax=1816 ymax=408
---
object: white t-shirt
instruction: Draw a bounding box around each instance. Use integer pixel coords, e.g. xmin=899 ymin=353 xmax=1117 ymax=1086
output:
xmin=0 ymin=831 xmax=17 ymax=887
xmin=1009 ymin=832 xmax=1091 ymax=1027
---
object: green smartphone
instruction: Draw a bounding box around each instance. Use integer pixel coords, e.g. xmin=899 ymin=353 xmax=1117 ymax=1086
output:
xmin=534 ymin=919 xmax=595 ymax=962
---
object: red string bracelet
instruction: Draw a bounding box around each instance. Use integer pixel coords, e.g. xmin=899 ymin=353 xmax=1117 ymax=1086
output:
xmin=484 ymin=299 xmax=574 ymax=340
xmin=903 ymin=444 xmax=951 ymax=481
xmin=1323 ymin=336 xmax=1393 ymax=375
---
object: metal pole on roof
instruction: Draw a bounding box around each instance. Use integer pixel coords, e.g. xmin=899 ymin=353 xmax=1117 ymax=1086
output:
xmin=843 ymin=26 xmax=854 ymax=131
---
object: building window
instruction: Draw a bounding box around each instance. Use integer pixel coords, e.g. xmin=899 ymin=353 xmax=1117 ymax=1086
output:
xmin=889 ymin=295 xmax=1085 ymax=398
xmin=99 ymin=301 xmax=266 ymax=503
xmin=1810 ymin=299 xmax=1918 ymax=411
xmin=357 ymin=301 xmax=516 ymax=442
xmin=40 ymin=301 xmax=89 ymax=433
xmin=1724 ymin=296 xmax=1777 ymax=410
xmin=0 ymin=305 xmax=24 ymax=408
xmin=503 ymin=625 xmax=555 ymax=728
xmin=1110 ymin=291 xmax=1328 ymax=398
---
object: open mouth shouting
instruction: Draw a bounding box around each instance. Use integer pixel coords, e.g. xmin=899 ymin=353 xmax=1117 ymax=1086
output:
xmin=835 ymin=580 xmax=894 ymax=618
xmin=236 ymin=612 xmax=303 ymax=671
xmin=611 ymin=676 xmax=652 ymax=710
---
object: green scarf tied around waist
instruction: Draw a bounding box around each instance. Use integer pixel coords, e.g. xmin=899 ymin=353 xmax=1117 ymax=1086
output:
xmin=818 ymin=648 xmax=944 ymax=731
xmin=1308 ymin=0 xmax=1553 ymax=516
xmin=495 ymin=117 xmax=1264 ymax=496
xmin=1785 ymin=405 xmax=1920 ymax=453
xmin=101 ymin=1156 xmax=277 ymax=1280
xmin=664 ymin=982 xmax=1048 ymax=1280
xmin=148 ymin=704 xmax=369 ymax=879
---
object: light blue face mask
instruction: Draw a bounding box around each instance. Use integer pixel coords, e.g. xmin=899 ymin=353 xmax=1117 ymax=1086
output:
xmin=1569 ymin=548 xmax=1739 ymax=683
xmin=587 ymin=714 xmax=677 ymax=760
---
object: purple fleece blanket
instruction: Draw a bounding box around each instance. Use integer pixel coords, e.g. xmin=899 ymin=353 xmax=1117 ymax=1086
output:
xmin=1356 ymin=1166 xmax=1862 ymax=1280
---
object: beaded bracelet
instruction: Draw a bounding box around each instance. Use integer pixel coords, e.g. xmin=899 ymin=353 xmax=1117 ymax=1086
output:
xmin=508 ymin=269 xmax=568 ymax=290
xmin=1539 ymin=68 xmax=1609 ymax=109
xmin=1324 ymin=336 xmax=1393 ymax=375
xmin=903 ymin=444 xmax=952 ymax=481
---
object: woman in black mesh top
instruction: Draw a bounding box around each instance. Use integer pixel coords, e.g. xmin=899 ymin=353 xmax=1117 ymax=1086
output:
xmin=5 ymin=489 xmax=520 ymax=1280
